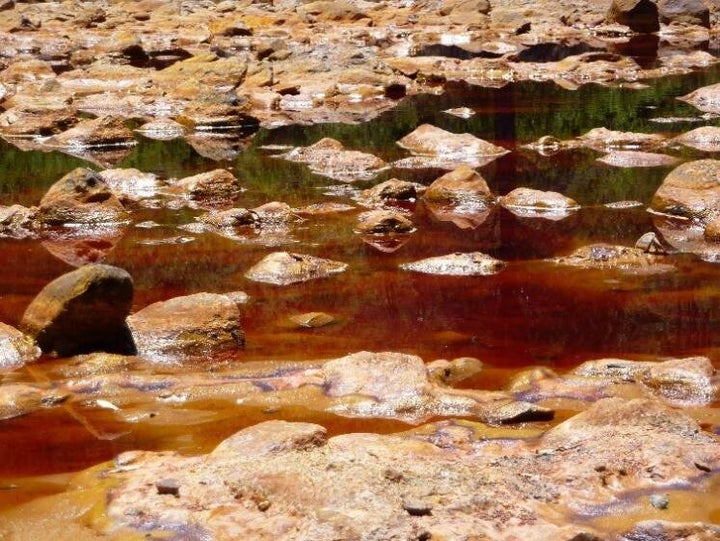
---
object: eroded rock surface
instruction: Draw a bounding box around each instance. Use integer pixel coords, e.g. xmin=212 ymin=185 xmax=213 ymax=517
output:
xmin=101 ymin=397 xmax=720 ymax=541
xmin=0 ymin=322 xmax=40 ymax=370
xmin=400 ymin=251 xmax=506 ymax=276
xmin=552 ymin=243 xmax=676 ymax=274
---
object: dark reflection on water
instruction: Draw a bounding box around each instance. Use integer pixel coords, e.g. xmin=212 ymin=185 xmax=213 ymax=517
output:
xmin=2 ymin=67 xmax=720 ymax=368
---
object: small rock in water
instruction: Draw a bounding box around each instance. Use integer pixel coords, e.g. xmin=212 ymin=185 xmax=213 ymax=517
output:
xmin=245 ymin=252 xmax=348 ymax=285
xmin=649 ymin=493 xmax=669 ymax=510
xmin=400 ymin=252 xmax=505 ymax=276
xmin=289 ymin=312 xmax=336 ymax=329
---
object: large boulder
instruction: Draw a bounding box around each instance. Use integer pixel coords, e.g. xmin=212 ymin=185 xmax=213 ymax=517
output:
xmin=606 ymin=0 xmax=660 ymax=32
xmin=126 ymin=292 xmax=245 ymax=361
xmin=20 ymin=264 xmax=135 ymax=356
xmin=650 ymin=159 xmax=720 ymax=221
xmin=0 ymin=322 xmax=40 ymax=370
xmin=34 ymin=168 xmax=129 ymax=226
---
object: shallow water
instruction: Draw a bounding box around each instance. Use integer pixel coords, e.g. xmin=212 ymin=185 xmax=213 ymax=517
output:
xmin=2 ymin=66 xmax=720 ymax=523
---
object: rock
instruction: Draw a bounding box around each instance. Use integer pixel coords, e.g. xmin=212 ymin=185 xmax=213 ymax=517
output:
xmin=501 ymin=187 xmax=579 ymax=218
xmin=0 ymin=204 xmax=36 ymax=238
xmin=0 ymin=384 xmax=67 ymax=421
xmin=640 ymin=356 xmax=716 ymax=406
xmin=288 ymin=312 xmax=336 ymax=329
xmin=596 ymin=150 xmax=679 ymax=168
xmin=400 ymin=252 xmax=506 ymax=276
xmin=0 ymin=105 xmax=77 ymax=137
xmin=174 ymin=168 xmax=242 ymax=201
xmin=619 ymin=521 xmax=720 ymax=540
xmin=606 ymin=0 xmax=660 ymax=32
xmin=576 ymin=127 xmax=666 ymax=151
xmin=20 ymin=264 xmax=135 ymax=356
xmin=426 ymin=357 xmax=483 ymax=386
xmin=176 ymin=102 xmax=258 ymax=131
xmin=650 ymin=160 xmax=720 ymax=221
xmin=244 ymin=252 xmax=348 ymax=285
xmin=297 ymin=1 xmax=370 ymax=22
xmin=98 ymin=168 xmax=161 ymax=203
xmin=658 ymin=0 xmax=710 ymax=26
xmin=34 ymin=167 xmax=129 ymax=226
xmin=424 ymin=165 xmax=496 ymax=209
xmin=153 ymin=53 xmax=249 ymax=100
xmin=44 ymin=116 xmax=136 ymax=148
xmin=279 ymin=138 xmax=386 ymax=182
xmin=0 ymin=322 xmax=40 ymax=370
xmin=126 ymin=292 xmax=244 ymax=361
xmin=704 ymin=216 xmax=720 ymax=241
xmin=198 ymin=207 xmax=259 ymax=228
xmin=397 ymin=124 xmax=508 ymax=159
xmin=672 ymin=126 xmax=720 ymax=152
xmin=134 ymin=118 xmax=186 ymax=140
xmin=359 ymin=179 xmax=424 ymax=205
xmin=103 ymin=398 xmax=720 ymax=541
xmin=552 ymin=244 xmax=675 ymax=274
xmin=355 ymin=209 xmax=415 ymax=234
xmin=680 ymin=82 xmax=720 ymax=115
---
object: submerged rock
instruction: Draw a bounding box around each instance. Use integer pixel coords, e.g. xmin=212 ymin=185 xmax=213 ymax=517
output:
xmin=597 ymin=150 xmax=680 ymax=168
xmin=0 ymin=322 xmax=40 ymax=370
xmin=400 ymin=251 xmax=506 ymax=276
xmin=34 ymin=168 xmax=129 ymax=226
xmin=651 ymin=159 xmax=720 ymax=221
xmin=127 ymin=292 xmax=244 ymax=362
xmin=245 ymin=251 xmax=348 ymax=285
xmin=0 ymin=384 xmax=67 ymax=421
xmin=20 ymin=264 xmax=135 ymax=356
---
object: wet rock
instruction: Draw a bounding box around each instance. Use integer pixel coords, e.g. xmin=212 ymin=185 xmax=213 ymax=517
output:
xmin=424 ymin=165 xmax=497 ymax=209
xmin=658 ymin=0 xmax=710 ymax=26
xmin=355 ymin=209 xmax=415 ymax=234
xmin=501 ymin=187 xmax=579 ymax=219
xmin=650 ymin=159 xmax=720 ymax=221
xmin=397 ymin=124 xmax=508 ymax=160
xmin=619 ymin=520 xmax=720 ymax=540
xmin=296 ymin=1 xmax=371 ymax=23
xmin=640 ymin=356 xmax=717 ymax=407
xmin=678 ymin=82 xmax=720 ymax=115
xmin=0 ymin=384 xmax=66 ymax=421
xmin=288 ymin=312 xmax=335 ymax=329
xmin=606 ymin=0 xmax=660 ymax=32
xmin=672 ymin=126 xmax=720 ymax=152
xmin=134 ymin=118 xmax=186 ymax=141
xmin=153 ymin=53 xmax=249 ymax=100
xmin=359 ymin=179 xmax=424 ymax=206
xmin=634 ymin=231 xmax=669 ymax=254
xmin=704 ymin=216 xmax=720 ymax=241
xmin=20 ymin=264 xmax=135 ymax=356
xmin=44 ymin=115 xmax=136 ymax=149
xmin=174 ymin=168 xmax=242 ymax=202
xmin=0 ymin=105 xmax=77 ymax=137
xmin=400 ymin=251 xmax=506 ymax=276
xmin=278 ymin=138 xmax=386 ymax=182
xmin=176 ymin=102 xmax=258 ymax=131
xmin=34 ymin=167 xmax=129 ymax=226
xmin=198 ymin=207 xmax=259 ymax=228
xmin=0 ymin=322 xmax=40 ymax=370
xmin=0 ymin=204 xmax=36 ymax=238
xmin=244 ymin=251 xmax=348 ymax=285
xmin=552 ymin=244 xmax=675 ymax=274
xmin=576 ymin=127 xmax=666 ymax=151
xmin=597 ymin=150 xmax=680 ymax=168
xmin=98 ymin=168 xmax=161 ymax=203
xmin=103 ymin=397 xmax=720 ymax=541
xmin=126 ymin=292 xmax=244 ymax=362
xmin=427 ymin=357 xmax=483 ymax=386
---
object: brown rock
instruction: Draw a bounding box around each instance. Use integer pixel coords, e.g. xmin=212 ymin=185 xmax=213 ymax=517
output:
xmin=0 ymin=322 xmax=40 ymax=370
xmin=400 ymin=251 xmax=506 ymax=276
xmin=552 ymin=244 xmax=675 ymax=274
xmin=198 ymin=207 xmax=259 ymax=228
xmin=704 ymin=216 xmax=720 ymax=241
xmin=606 ymin=0 xmax=660 ymax=32
xmin=153 ymin=53 xmax=249 ymax=100
xmin=35 ymin=168 xmax=129 ymax=226
xmin=126 ymin=292 xmax=244 ymax=361
xmin=279 ymin=138 xmax=386 ymax=182
xmin=0 ymin=384 xmax=66 ymax=421
xmin=244 ymin=251 xmax=348 ymax=285
xmin=174 ymin=168 xmax=242 ymax=201
xmin=619 ymin=521 xmax=720 ymax=540
xmin=355 ymin=209 xmax=415 ymax=234
xmin=576 ymin=127 xmax=666 ymax=151
xmin=297 ymin=1 xmax=370 ymax=22
xmin=658 ymin=0 xmax=710 ymax=26
xmin=501 ymin=187 xmax=579 ymax=216
xmin=640 ymin=356 xmax=717 ymax=406
xmin=424 ymin=165 xmax=496 ymax=208
xmin=360 ymin=179 xmax=423 ymax=205
xmin=651 ymin=159 xmax=720 ymax=221
xmin=44 ymin=116 xmax=136 ymax=148
xmin=678 ymin=82 xmax=720 ymax=115
xmin=596 ymin=150 xmax=679 ymax=168
xmin=98 ymin=168 xmax=161 ymax=203
xmin=0 ymin=105 xmax=77 ymax=137
xmin=673 ymin=126 xmax=720 ymax=152
xmin=398 ymin=124 xmax=508 ymax=158
xmin=20 ymin=264 xmax=134 ymax=356
xmin=0 ymin=204 xmax=36 ymax=238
